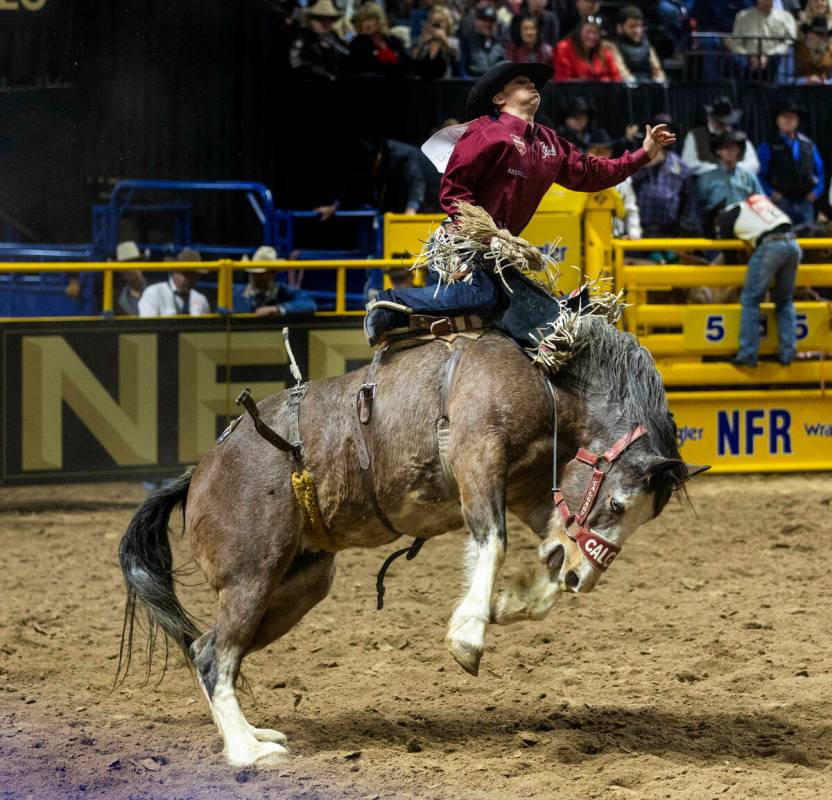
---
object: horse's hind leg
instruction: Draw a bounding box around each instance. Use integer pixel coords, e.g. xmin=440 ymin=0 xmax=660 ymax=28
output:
xmin=192 ymin=549 xmax=335 ymax=766
xmin=446 ymin=455 xmax=507 ymax=677
xmin=192 ymin=581 xmax=290 ymax=767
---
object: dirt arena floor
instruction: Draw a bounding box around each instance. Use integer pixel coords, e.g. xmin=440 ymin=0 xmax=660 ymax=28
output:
xmin=1 ymin=474 xmax=832 ymax=800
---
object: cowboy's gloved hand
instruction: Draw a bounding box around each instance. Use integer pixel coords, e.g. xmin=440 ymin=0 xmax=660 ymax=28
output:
xmin=643 ymin=124 xmax=676 ymax=160
xmin=496 ymin=228 xmax=513 ymax=241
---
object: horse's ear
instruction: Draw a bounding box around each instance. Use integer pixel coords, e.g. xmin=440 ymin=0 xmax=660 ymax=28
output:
xmin=684 ymin=463 xmax=710 ymax=480
xmin=642 ymin=456 xmax=685 ymax=484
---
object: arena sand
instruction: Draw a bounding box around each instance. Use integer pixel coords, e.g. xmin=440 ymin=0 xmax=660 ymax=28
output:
xmin=1 ymin=474 xmax=831 ymax=800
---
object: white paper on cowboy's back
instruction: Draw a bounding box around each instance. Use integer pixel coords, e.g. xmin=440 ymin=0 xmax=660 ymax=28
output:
xmin=421 ymin=122 xmax=471 ymax=173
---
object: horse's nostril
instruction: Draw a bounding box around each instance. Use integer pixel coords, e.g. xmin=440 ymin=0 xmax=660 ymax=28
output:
xmin=565 ymin=571 xmax=579 ymax=590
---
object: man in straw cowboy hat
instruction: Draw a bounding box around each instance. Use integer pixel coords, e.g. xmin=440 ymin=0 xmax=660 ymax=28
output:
xmin=288 ymin=0 xmax=349 ymax=82
xmin=232 ymin=246 xmax=317 ymax=318
xmin=364 ymin=60 xmax=676 ymax=346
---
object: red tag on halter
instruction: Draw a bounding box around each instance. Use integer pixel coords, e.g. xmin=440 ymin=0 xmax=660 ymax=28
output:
xmin=574 ymin=526 xmax=620 ymax=572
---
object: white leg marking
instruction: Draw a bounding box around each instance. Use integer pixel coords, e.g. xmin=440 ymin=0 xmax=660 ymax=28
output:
xmin=200 ymin=660 xmax=289 ymax=767
xmin=446 ymin=535 xmax=505 ymax=675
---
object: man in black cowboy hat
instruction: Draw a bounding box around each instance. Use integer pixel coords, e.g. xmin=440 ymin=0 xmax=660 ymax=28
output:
xmin=757 ymin=101 xmax=824 ymax=226
xmin=555 ymin=96 xmax=610 ymax=153
xmin=681 ymin=96 xmax=760 ymax=177
xmin=364 ymin=60 xmax=675 ymax=346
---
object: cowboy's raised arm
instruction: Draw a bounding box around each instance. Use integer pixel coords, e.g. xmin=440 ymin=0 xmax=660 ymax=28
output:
xmin=554 ymin=124 xmax=676 ymax=193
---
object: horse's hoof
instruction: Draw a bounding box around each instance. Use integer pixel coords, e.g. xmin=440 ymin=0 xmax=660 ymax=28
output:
xmin=447 ymin=638 xmax=482 ymax=677
xmin=250 ymin=727 xmax=287 ymax=744
xmin=226 ymin=740 xmax=289 ymax=768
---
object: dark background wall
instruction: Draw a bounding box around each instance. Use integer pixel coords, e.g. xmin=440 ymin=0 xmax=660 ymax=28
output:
xmin=2 ymin=0 xmax=831 ymax=246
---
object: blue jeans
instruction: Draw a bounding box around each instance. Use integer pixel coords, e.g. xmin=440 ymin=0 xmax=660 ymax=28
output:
xmin=773 ymin=196 xmax=815 ymax=227
xmin=377 ymin=268 xmax=502 ymax=318
xmin=737 ymin=237 xmax=801 ymax=363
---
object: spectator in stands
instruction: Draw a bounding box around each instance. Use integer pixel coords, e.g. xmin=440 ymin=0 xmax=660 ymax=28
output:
xmin=347 ymin=3 xmax=410 ymax=76
xmin=631 ymin=113 xmax=700 ymax=240
xmin=316 ymin=138 xmax=431 ymax=219
xmin=795 ymin=16 xmax=832 ymax=81
xmin=458 ymin=0 xmax=508 ymax=42
xmin=555 ymin=96 xmax=609 ymax=152
xmin=696 ymin=130 xmax=764 ymax=230
xmin=757 ymin=101 xmax=824 ymax=226
xmin=799 ymin=0 xmax=832 ymax=32
xmin=410 ymin=0 xmax=443 ymax=44
xmin=232 ymin=246 xmax=317 ymax=317
xmin=509 ymin=0 xmax=560 ymax=46
xmin=554 ymin=17 xmax=622 ymax=81
xmin=729 ymin=0 xmax=796 ymax=79
xmin=633 ymin=114 xmax=700 ymax=244
xmin=682 ymin=96 xmax=760 ymax=176
xmin=559 ymin=0 xmax=608 ymax=38
xmin=288 ymin=0 xmax=349 ymax=81
xmin=138 ymin=249 xmax=211 ymax=316
xmin=460 ymin=6 xmax=506 ymax=76
xmin=649 ymin=0 xmax=692 ymax=56
xmin=411 ymin=4 xmax=461 ymax=78
xmin=505 ymin=15 xmax=555 ymax=64
xmin=607 ymin=6 xmax=667 ymax=84
xmin=691 ymin=0 xmax=753 ymax=80
xmin=115 ymin=240 xmax=146 ymax=316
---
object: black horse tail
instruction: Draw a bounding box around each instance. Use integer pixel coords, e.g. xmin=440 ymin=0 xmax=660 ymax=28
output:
xmin=117 ymin=471 xmax=201 ymax=681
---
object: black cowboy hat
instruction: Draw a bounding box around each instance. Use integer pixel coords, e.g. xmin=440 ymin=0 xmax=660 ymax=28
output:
xmin=711 ymin=129 xmax=747 ymax=157
xmin=773 ymin=100 xmax=807 ymax=122
xmin=465 ymin=61 xmax=553 ymax=120
xmin=559 ymin=95 xmax=595 ymax=119
xmin=704 ymin=95 xmax=742 ymax=126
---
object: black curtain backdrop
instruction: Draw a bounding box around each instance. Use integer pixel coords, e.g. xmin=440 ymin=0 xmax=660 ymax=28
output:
xmin=1 ymin=0 xmax=832 ymax=245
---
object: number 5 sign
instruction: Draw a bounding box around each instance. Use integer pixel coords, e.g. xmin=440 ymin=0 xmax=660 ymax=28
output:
xmin=683 ymin=306 xmax=823 ymax=353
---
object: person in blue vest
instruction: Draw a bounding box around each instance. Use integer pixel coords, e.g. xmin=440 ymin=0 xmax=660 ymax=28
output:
xmin=757 ymin=101 xmax=825 ymax=227
xmin=232 ymin=246 xmax=316 ymax=317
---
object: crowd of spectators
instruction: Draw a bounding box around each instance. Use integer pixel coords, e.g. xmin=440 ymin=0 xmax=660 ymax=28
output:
xmin=285 ymin=0 xmax=832 ymax=84
xmin=110 ymin=243 xmax=317 ymax=319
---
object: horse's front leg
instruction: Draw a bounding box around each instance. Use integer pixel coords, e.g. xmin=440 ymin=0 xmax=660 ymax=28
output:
xmin=490 ymin=501 xmax=566 ymax=625
xmin=491 ymin=566 xmax=560 ymax=625
xmin=446 ymin=466 xmax=507 ymax=676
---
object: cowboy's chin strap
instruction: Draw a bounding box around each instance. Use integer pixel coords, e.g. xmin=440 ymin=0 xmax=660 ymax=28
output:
xmin=553 ymin=424 xmax=648 ymax=573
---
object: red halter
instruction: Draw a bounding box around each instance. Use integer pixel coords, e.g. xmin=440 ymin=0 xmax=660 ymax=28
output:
xmin=553 ymin=425 xmax=647 ymax=573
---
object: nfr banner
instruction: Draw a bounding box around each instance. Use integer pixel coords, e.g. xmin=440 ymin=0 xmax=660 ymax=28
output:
xmin=0 ymin=317 xmax=369 ymax=484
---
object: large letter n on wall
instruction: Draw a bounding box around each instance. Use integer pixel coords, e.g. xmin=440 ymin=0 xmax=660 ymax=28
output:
xmin=21 ymin=335 xmax=157 ymax=470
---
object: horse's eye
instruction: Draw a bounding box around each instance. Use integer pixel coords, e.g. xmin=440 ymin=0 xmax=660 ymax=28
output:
xmin=610 ymin=498 xmax=626 ymax=514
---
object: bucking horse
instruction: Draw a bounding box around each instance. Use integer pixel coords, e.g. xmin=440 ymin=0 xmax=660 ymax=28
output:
xmin=117 ymin=314 xmax=705 ymax=767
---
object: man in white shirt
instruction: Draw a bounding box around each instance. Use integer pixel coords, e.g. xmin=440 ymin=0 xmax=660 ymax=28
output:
xmin=681 ymin=96 xmax=760 ymax=177
xmin=731 ymin=0 xmax=796 ymax=77
xmin=138 ymin=248 xmax=211 ymax=316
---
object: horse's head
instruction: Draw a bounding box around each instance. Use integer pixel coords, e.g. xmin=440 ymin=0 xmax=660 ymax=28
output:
xmin=539 ymin=420 xmax=708 ymax=594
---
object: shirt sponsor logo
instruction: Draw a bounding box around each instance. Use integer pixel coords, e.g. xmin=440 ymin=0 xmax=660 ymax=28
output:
xmin=507 ymin=168 xmax=527 ymax=178
xmin=540 ymin=142 xmax=557 ymax=159
xmin=511 ymin=134 xmax=527 ymax=156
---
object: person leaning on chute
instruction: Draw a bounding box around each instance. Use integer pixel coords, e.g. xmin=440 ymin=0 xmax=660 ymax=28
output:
xmin=363 ymin=60 xmax=676 ymax=348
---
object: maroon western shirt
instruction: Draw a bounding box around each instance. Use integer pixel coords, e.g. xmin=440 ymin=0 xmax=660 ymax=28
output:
xmin=440 ymin=112 xmax=651 ymax=235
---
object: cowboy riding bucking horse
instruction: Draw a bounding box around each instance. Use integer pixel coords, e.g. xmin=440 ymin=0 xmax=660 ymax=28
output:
xmin=364 ymin=60 xmax=677 ymax=347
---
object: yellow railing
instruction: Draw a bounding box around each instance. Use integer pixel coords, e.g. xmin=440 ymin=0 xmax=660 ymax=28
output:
xmin=612 ymin=237 xmax=832 ymax=386
xmin=0 ymin=258 xmax=417 ymax=319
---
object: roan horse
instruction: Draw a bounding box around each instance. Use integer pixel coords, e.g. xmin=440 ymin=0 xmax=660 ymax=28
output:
xmin=118 ymin=317 xmax=704 ymax=767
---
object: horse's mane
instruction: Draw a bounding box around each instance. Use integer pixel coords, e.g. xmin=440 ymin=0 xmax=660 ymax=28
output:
xmin=558 ymin=316 xmax=684 ymax=514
